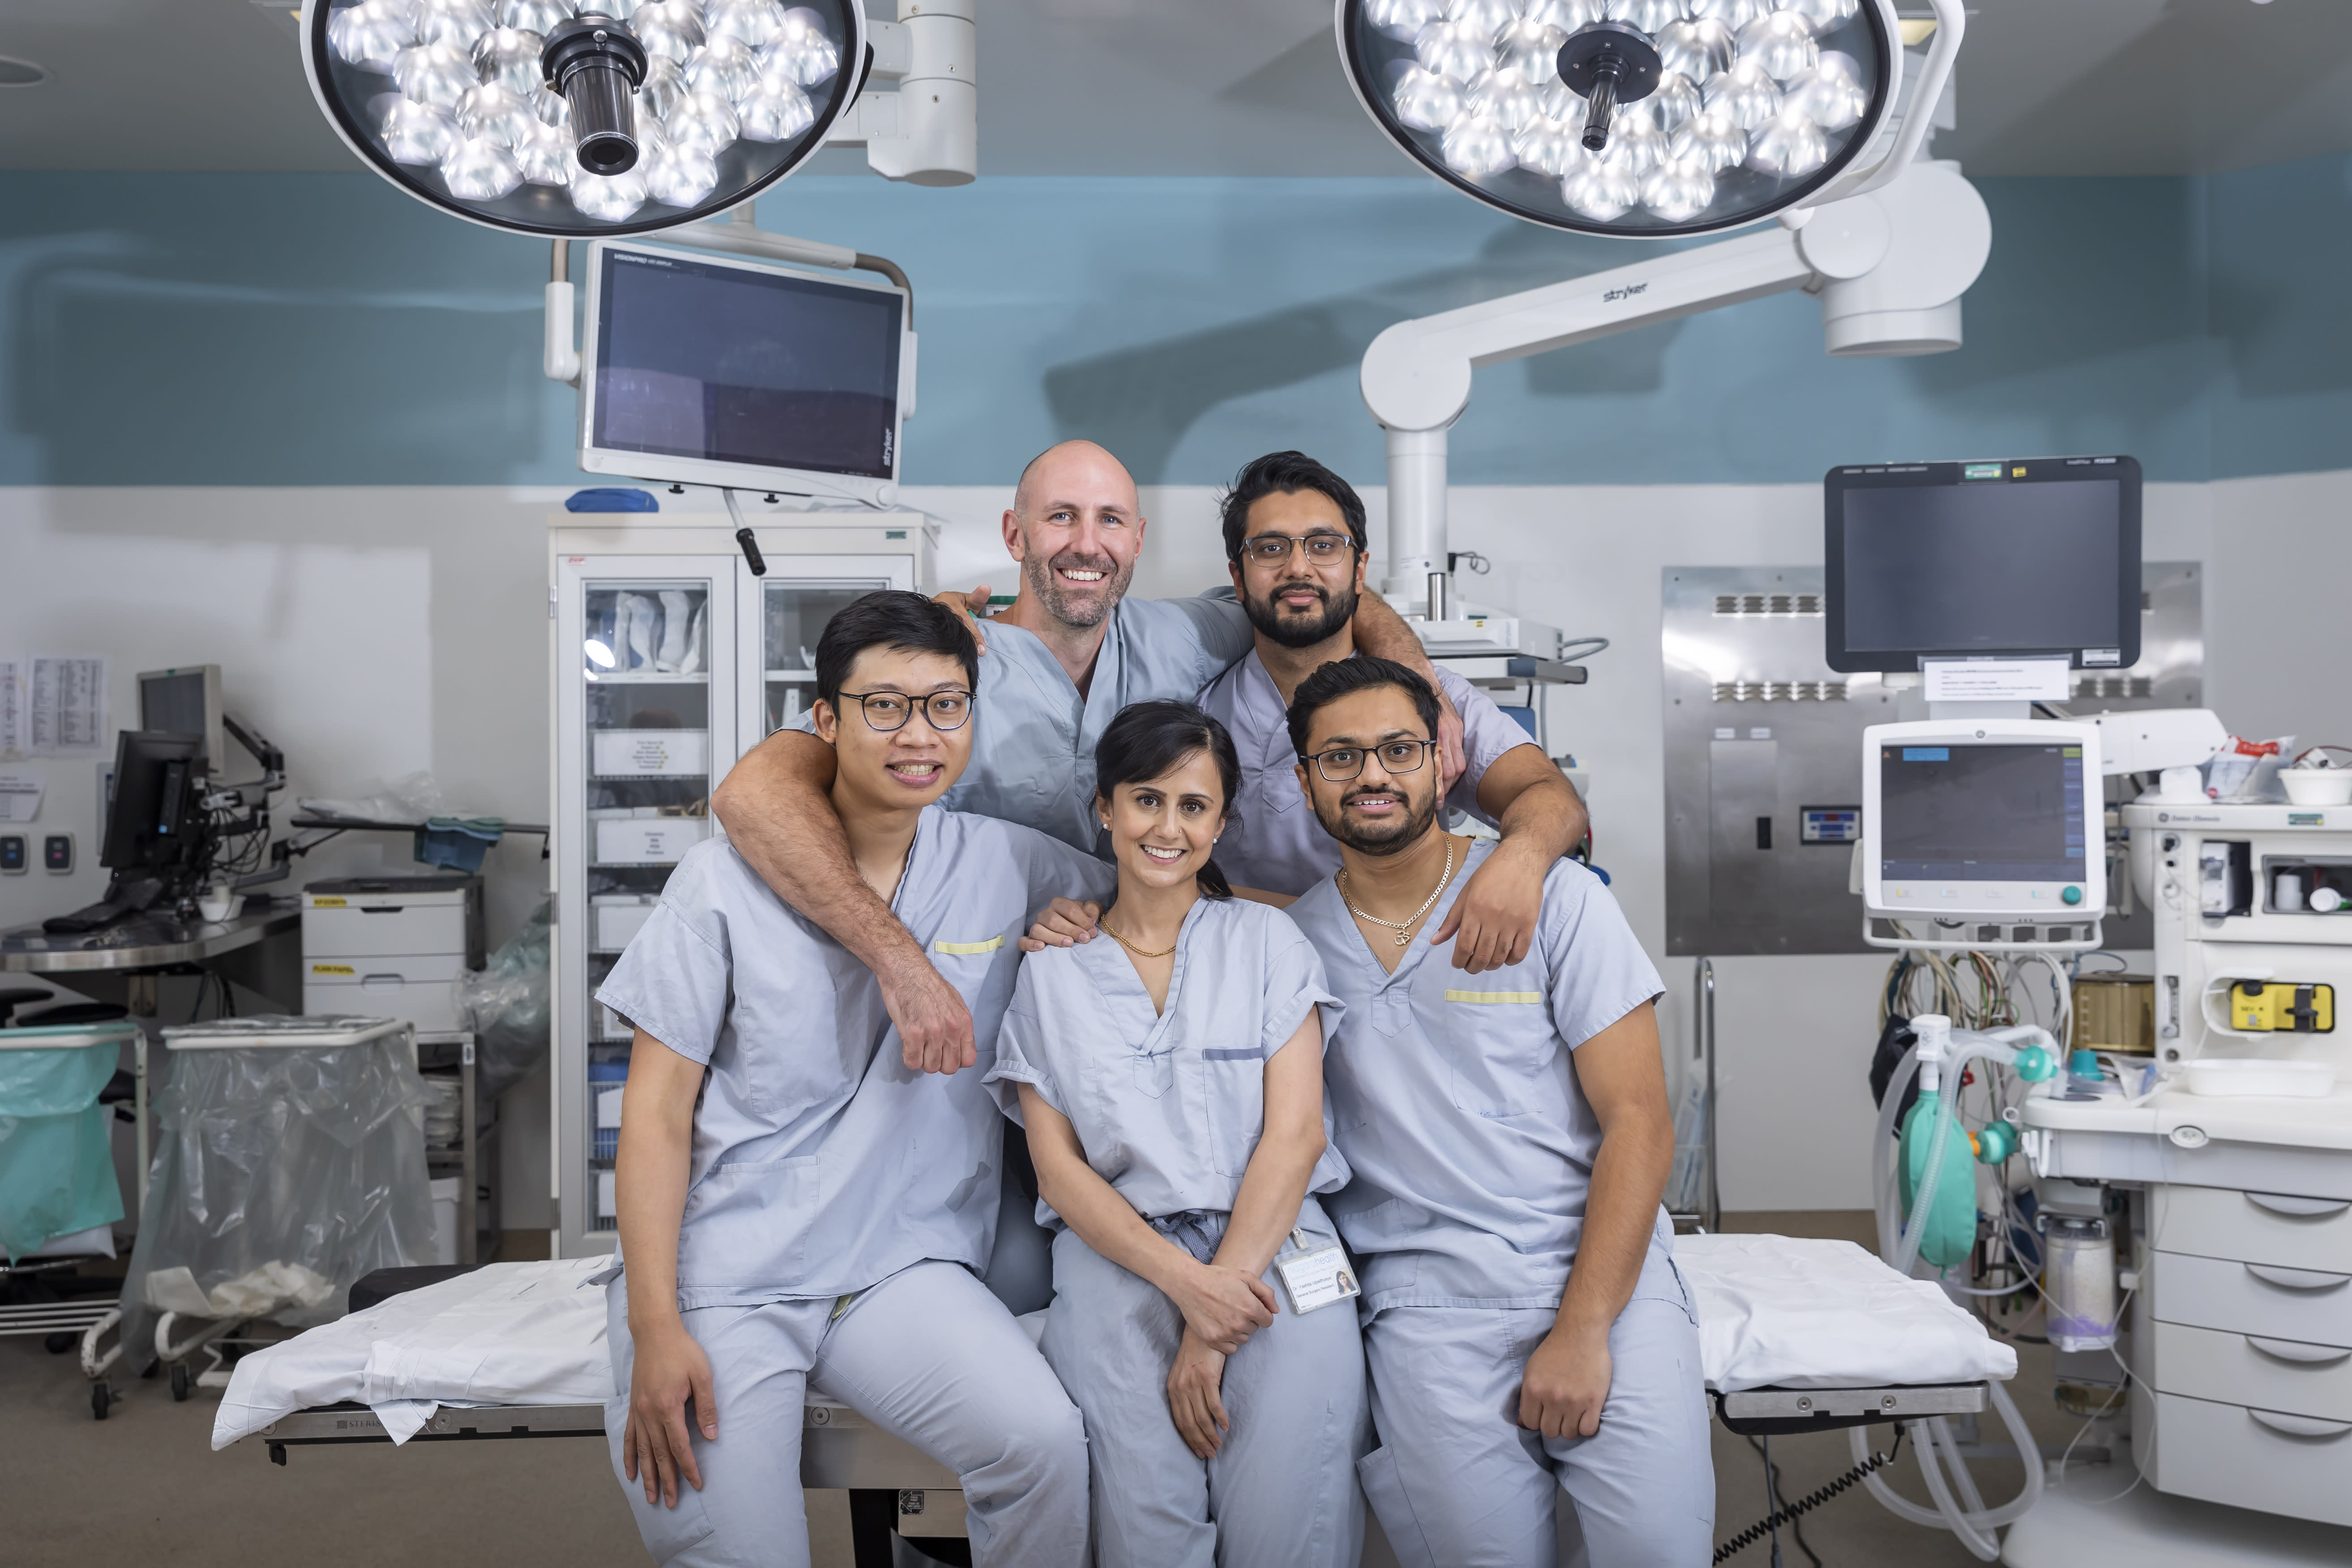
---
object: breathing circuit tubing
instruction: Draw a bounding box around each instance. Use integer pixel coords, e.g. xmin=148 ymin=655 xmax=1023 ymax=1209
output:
xmin=1858 ymin=1015 xmax=2049 ymax=1560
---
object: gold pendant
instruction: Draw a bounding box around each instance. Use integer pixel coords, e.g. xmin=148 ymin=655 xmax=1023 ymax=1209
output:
xmin=1394 ymin=929 xmax=1411 ymax=946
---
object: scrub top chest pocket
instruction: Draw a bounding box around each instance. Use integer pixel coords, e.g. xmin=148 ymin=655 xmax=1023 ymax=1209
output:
xmin=931 ymin=931 xmax=1016 ymax=1060
xmin=1427 ymin=969 xmax=1559 ymax=1119
xmin=1198 ymin=1044 xmax=1269 ymax=1177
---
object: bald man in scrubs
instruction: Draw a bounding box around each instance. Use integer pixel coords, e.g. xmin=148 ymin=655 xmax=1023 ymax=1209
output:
xmin=711 ymin=438 xmax=1463 ymax=1075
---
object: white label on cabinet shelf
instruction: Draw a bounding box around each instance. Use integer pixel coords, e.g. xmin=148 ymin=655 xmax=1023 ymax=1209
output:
xmin=594 ymin=899 xmax=660 ymax=949
xmin=592 ymin=729 xmax=710 ymax=777
xmin=596 ymin=1171 xmax=617 ymax=1221
xmin=596 ymin=817 xmax=707 ymax=865
xmin=597 ymin=1086 xmax=625 ymax=1130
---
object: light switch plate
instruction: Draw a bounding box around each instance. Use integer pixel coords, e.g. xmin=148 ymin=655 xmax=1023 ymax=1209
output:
xmin=43 ymin=832 xmax=73 ymax=874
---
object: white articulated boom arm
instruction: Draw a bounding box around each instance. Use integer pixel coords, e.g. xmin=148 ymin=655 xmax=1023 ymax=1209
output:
xmin=1362 ymin=161 xmax=1990 ymax=609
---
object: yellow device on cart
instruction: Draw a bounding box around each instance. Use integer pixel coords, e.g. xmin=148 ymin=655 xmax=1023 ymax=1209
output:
xmin=2232 ymin=981 xmax=2335 ymax=1033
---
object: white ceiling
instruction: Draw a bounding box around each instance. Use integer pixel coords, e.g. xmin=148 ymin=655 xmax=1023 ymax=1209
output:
xmin=1 ymin=0 xmax=2349 ymax=177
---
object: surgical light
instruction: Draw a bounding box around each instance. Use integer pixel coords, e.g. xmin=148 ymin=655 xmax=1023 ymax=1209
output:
xmin=301 ymin=0 xmax=865 ymax=236
xmin=1337 ymin=0 xmax=1899 ymax=237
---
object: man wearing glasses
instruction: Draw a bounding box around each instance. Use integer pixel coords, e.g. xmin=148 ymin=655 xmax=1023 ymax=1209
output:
xmin=599 ymin=592 xmax=1113 ymax=1568
xmin=1197 ymin=450 xmax=1585 ymax=970
xmin=1281 ymin=658 xmax=1709 ymax=1568
xmin=712 ymin=438 xmax=1458 ymax=1074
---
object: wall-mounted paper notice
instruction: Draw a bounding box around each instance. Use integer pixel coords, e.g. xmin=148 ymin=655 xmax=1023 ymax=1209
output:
xmin=0 ymin=772 xmax=41 ymax=822
xmin=0 ymin=661 xmax=22 ymax=756
xmin=27 ymin=657 xmax=107 ymax=755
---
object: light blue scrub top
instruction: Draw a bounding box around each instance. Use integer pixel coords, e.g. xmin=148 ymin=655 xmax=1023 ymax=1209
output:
xmin=984 ymin=896 xmax=1351 ymax=1228
xmin=596 ymin=808 xmax=1116 ymax=1309
xmin=1285 ymin=839 xmax=1665 ymax=1317
xmin=793 ymin=595 xmax=1255 ymax=854
xmin=1196 ymin=649 xmax=1543 ymax=896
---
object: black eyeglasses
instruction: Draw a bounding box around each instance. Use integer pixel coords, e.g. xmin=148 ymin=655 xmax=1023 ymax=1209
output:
xmin=837 ymin=690 xmax=974 ymax=733
xmin=1241 ymin=532 xmax=1356 ymax=566
xmin=1300 ymin=737 xmax=1434 ymax=783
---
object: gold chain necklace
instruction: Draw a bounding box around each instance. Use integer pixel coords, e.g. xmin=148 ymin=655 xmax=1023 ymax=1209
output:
xmin=1097 ymin=916 xmax=1178 ymax=960
xmin=1341 ymin=837 xmax=1457 ymax=947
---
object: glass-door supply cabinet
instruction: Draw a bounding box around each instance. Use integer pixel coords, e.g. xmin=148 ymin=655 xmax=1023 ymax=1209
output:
xmin=552 ymin=519 xmax=928 ymax=1257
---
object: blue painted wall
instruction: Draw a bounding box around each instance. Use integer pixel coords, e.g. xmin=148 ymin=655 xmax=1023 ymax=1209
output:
xmin=0 ymin=157 xmax=2339 ymax=488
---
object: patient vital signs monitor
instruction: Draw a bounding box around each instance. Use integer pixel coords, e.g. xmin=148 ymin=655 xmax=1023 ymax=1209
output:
xmin=1862 ymin=719 xmax=2104 ymax=940
xmin=578 ymin=241 xmax=912 ymax=506
xmin=1824 ymin=456 xmax=2141 ymax=673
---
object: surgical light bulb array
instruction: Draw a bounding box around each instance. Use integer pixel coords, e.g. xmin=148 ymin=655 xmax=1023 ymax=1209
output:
xmin=315 ymin=0 xmax=847 ymax=231
xmin=1345 ymin=0 xmax=1891 ymax=236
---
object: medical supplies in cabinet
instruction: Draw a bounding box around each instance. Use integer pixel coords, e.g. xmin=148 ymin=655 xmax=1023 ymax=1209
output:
xmin=549 ymin=514 xmax=932 ymax=1256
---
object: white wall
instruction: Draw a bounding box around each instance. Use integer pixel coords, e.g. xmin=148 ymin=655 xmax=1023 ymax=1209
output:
xmin=4 ymin=470 xmax=2343 ymax=1219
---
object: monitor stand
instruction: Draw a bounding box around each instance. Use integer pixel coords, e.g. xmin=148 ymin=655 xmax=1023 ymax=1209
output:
xmin=42 ymin=873 xmax=168 ymax=935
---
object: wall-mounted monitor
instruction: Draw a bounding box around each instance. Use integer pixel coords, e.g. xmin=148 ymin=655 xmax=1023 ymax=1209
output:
xmin=1824 ymin=456 xmax=2141 ymax=674
xmin=578 ymin=241 xmax=911 ymax=507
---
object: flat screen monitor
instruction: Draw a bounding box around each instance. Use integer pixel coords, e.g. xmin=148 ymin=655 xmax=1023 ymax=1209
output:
xmin=578 ymin=241 xmax=910 ymax=506
xmin=100 ymin=731 xmax=205 ymax=877
xmin=138 ymin=665 xmax=222 ymax=769
xmin=1861 ymin=719 xmax=2104 ymax=921
xmin=1824 ymin=456 xmax=2141 ymax=673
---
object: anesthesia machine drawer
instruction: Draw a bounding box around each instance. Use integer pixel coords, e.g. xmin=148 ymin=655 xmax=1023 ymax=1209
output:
xmin=2151 ymin=1185 xmax=2352 ymax=1275
xmin=2144 ymin=1390 xmax=2352 ymax=1528
xmin=2148 ymin=1320 xmax=2352 ymax=1424
xmin=2152 ymin=1249 xmax=2352 ymax=1347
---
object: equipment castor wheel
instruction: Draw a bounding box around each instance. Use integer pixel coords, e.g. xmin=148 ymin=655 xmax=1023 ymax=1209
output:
xmin=45 ymin=1332 xmax=76 ymax=1354
xmin=171 ymin=1362 xmax=191 ymax=1401
xmin=91 ymin=1384 xmax=112 ymax=1420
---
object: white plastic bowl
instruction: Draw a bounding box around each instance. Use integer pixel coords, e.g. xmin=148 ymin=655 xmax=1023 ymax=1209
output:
xmin=2184 ymin=1058 xmax=2337 ymax=1098
xmin=2281 ymin=769 xmax=2352 ymax=806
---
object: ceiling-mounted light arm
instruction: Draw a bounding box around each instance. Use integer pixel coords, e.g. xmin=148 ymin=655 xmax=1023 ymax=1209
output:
xmin=823 ymin=0 xmax=976 ymax=186
xmin=1364 ymin=227 xmax=1815 ymax=606
xmin=1819 ymin=0 xmax=1964 ymax=205
xmin=547 ymin=239 xmax=581 ymax=386
xmin=1362 ymin=163 xmax=1990 ymax=614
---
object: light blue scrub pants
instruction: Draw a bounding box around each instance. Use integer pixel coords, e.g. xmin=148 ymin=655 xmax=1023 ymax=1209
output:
xmin=603 ymin=1260 xmax=1090 ymax=1568
xmin=1039 ymin=1204 xmax=1369 ymax=1568
xmin=1357 ymin=1230 xmax=1714 ymax=1568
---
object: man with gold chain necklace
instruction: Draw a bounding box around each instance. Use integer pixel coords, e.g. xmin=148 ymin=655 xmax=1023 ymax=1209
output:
xmin=1278 ymin=656 xmax=1712 ymax=1568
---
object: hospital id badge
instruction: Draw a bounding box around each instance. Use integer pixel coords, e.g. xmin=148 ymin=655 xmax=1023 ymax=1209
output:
xmin=1276 ymin=1229 xmax=1361 ymax=1316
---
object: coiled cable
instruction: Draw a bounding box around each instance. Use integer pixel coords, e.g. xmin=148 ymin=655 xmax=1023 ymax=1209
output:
xmin=1713 ymin=1427 xmax=1907 ymax=1563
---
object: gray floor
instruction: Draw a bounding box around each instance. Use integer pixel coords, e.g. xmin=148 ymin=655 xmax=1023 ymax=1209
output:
xmin=4 ymin=1212 xmax=2096 ymax=1566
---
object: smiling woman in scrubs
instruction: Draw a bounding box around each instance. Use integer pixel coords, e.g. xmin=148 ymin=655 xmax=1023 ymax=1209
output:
xmin=986 ymin=701 xmax=1367 ymax=1568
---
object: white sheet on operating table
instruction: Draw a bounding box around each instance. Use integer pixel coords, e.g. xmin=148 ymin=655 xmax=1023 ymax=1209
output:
xmin=1675 ymin=1232 xmax=2017 ymax=1393
xmin=212 ymin=1256 xmax=612 ymax=1450
xmin=214 ymin=1235 xmax=2018 ymax=1449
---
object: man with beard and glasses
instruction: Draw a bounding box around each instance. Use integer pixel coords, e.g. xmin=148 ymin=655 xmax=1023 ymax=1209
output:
xmin=1277 ymin=657 xmax=1709 ymax=1568
xmin=1198 ymin=450 xmax=1585 ymax=970
xmin=710 ymin=439 xmax=1457 ymax=1077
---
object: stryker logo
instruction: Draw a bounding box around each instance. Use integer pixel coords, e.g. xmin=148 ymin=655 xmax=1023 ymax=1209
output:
xmin=1602 ymin=282 xmax=1649 ymax=302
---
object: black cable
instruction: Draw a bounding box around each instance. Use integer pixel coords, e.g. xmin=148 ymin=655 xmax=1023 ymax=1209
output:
xmin=1714 ymin=1427 xmax=1906 ymax=1564
xmin=1744 ymin=1435 xmax=1821 ymax=1568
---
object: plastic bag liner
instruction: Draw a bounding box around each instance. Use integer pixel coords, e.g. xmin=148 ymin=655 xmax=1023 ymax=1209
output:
xmin=454 ymin=899 xmax=552 ymax=1103
xmin=116 ymin=1017 xmax=436 ymax=1367
xmin=0 ymin=1023 xmax=139 ymax=1262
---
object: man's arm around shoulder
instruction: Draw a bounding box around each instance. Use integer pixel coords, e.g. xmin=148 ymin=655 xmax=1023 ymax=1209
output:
xmin=709 ymin=731 xmax=977 ymax=1074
